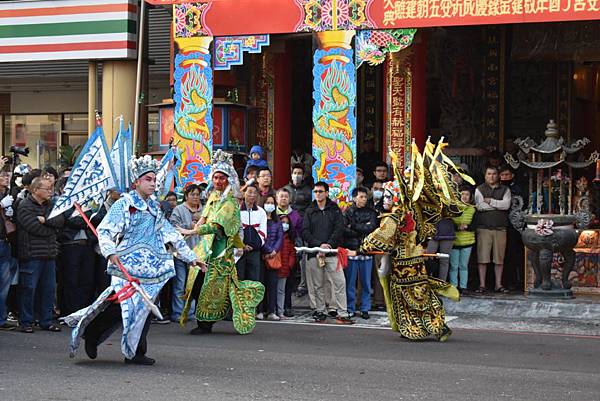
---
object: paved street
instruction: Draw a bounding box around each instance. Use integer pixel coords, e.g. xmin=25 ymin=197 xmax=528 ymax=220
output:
xmin=1 ymin=319 xmax=599 ymax=401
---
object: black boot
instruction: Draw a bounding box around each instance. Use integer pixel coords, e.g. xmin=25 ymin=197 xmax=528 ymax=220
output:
xmin=84 ymin=338 xmax=98 ymax=359
xmin=190 ymin=321 xmax=212 ymax=335
xmin=437 ymin=325 xmax=452 ymax=342
xmin=124 ymin=355 xmax=156 ymax=365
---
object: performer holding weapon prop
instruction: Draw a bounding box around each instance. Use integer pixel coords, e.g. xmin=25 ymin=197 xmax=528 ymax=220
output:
xmin=72 ymin=202 xmax=163 ymax=320
xmin=57 ymin=124 xmax=199 ymax=365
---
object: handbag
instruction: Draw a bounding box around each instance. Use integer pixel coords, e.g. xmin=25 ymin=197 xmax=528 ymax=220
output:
xmin=264 ymin=252 xmax=282 ymax=270
xmin=1 ymin=208 xmax=15 ymax=235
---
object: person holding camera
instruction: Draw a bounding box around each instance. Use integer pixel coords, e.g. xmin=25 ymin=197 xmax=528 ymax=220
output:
xmin=0 ymin=160 xmax=16 ymax=331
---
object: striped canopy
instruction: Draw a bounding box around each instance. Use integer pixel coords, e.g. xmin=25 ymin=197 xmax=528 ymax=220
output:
xmin=0 ymin=0 xmax=137 ymax=62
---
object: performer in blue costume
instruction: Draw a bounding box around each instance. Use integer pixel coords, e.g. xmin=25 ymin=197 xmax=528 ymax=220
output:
xmin=62 ymin=155 xmax=198 ymax=365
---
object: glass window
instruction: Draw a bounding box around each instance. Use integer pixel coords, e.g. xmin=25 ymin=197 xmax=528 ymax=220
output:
xmin=62 ymin=134 xmax=88 ymax=151
xmin=3 ymin=114 xmax=60 ymax=168
xmin=148 ymin=111 xmax=160 ymax=151
xmin=63 ymin=114 xmax=88 ymax=132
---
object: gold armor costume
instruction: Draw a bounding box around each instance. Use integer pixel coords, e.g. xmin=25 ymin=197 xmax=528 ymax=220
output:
xmin=359 ymin=139 xmax=471 ymax=341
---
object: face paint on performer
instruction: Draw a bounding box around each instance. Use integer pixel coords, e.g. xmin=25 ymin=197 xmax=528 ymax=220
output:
xmin=135 ymin=172 xmax=156 ymax=198
xmin=383 ymin=191 xmax=393 ymax=211
xmin=212 ymin=172 xmax=229 ymax=192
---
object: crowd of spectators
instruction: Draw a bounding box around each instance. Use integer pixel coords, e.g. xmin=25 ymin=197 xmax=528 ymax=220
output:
xmin=0 ymin=150 xmax=525 ymax=332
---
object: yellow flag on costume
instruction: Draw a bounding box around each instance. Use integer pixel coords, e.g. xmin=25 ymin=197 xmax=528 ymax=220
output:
xmin=440 ymin=151 xmax=475 ymax=185
xmin=411 ymin=141 xmax=425 ymax=202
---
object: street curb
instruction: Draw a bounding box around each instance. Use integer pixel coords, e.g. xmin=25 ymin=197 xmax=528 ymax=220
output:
xmin=443 ymin=297 xmax=600 ymax=321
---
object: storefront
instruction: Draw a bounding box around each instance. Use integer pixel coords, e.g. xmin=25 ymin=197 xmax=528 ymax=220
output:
xmin=0 ymin=0 xmax=171 ymax=168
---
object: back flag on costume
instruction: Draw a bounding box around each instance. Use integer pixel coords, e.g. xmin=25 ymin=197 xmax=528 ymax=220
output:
xmin=156 ymin=146 xmax=179 ymax=196
xmin=110 ymin=120 xmax=133 ymax=192
xmin=49 ymin=127 xmax=117 ymax=219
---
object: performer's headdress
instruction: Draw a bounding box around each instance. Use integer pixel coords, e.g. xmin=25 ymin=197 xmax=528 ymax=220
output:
xmin=208 ymin=149 xmax=240 ymax=196
xmin=130 ymin=154 xmax=160 ymax=181
xmin=386 ymin=137 xmax=475 ymax=243
xmin=382 ymin=180 xmax=402 ymax=206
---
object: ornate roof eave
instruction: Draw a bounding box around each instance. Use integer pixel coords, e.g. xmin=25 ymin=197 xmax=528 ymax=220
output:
xmin=520 ymin=160 xmax=564 ymax=169
xmin=562 ymin=137 xmax=591 ymax=154
xmin=565 ymin=151 xmax=600 ymax=169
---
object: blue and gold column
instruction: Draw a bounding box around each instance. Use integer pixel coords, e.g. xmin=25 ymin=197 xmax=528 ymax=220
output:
xmin=312 ymin=30 xmax=357 ymax=209
xmin=173 ymin=2 xmax=214 ymax=187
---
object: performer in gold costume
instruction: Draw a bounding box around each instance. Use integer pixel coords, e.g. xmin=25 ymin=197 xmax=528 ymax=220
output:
xmin=358 ymin=139 xmax=473 ymax=341
xmin=178 ymin=150 xmax=264 ymax=335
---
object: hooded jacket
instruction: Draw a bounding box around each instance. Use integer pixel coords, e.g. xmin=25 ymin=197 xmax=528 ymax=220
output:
xmin=243 ymin=145 xmax=269 ymax=178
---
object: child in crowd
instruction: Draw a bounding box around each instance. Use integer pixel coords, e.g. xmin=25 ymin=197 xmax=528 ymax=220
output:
xmin=260 ymin=195 xmax=283 ymax=321
xmin=450 ymin=186 xmax=476 ymax=292
xmin=243 ymin=145 xmax=268 ymax=179
xmin=277 ymin=215 xmax=296 ymax=319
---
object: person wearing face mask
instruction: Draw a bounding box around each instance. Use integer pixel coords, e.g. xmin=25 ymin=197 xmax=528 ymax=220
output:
xmin=277 ymin=215 xmax=297 ymax=318
xmin=367 ymin=178 xmax=387 ymax=310
xmin=237 ymin=185 xmax=267 ymax=284
xmin=343 ymin=187 xmax=378 ymax=319
xmin=283 ymin=168 xmax=312 ymax=297
xmin=283 ymin=164 xmax=312 ymax=217
xmin=369 ymin=179 xmax=386 ymax=215
xmin=259 ymin=196 xmax=283 ymax=321
xmin=275 ymin=188 xmax=303 ymax=239
xmin=499 ymin=164 xmax=524 ymax=290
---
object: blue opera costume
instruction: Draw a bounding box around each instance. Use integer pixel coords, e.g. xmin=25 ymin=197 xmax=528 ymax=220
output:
xmin=63 ymin=189 xmax=196 ymax=359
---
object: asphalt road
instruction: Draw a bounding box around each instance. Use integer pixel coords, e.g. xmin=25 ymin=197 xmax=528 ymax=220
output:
xmin=1 ymin=320 xmax=599 ymax=401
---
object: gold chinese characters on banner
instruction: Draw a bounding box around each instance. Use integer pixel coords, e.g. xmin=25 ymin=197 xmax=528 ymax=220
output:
xmin=383 ymin=0 xmax=599 ymax=24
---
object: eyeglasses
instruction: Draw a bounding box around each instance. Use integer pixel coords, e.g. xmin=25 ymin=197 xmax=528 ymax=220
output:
xmin=37 ymin=187 xmax=53 ymax=192
xmin=313 ymin=190 xmax=325 ymax=194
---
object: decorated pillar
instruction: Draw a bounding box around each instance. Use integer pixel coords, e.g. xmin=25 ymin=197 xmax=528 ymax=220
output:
xmin=172 ymin=35 xmax=213 ymax=187
xmin=382 ymin=31 xmax=425 ymax=169
xmin=172 ymin=3 xmax=214 ymax=187
xmin=312 ymin=30 xmax=356 ymax=209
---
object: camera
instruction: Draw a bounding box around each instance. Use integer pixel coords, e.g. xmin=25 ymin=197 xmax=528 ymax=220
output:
xmin=9 ymin=145 xmax=29 ymax=157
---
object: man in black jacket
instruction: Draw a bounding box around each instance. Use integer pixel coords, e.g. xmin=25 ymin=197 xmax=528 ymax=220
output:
xmin=302 ymin=181 xmax=353 ymax=324
xmin=16 ymin=176 xmax=64 ymax=333
xmin=57 ymin=207 xmax=95 ymax=317
xmin=283 ymin=164 xmax=313 ymax=217
xmin=343 ymin=187 xmax=378 ymax=319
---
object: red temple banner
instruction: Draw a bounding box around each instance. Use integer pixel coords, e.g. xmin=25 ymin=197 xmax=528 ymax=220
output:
xmin=147 ymin=0 xmax=598 ymax=37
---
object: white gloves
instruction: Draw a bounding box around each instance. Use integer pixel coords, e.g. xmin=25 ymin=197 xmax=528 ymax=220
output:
xmin=0 ymin=195 xmax=13 ymax=209
xmin=17 ymin=190 xmax=26 ymax=200
xmin=4 ymin=206 xmax=13 ymax=217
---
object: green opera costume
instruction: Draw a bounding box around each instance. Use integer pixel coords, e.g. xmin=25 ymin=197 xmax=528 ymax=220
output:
xmin=180 ymin=151 xmax=264 ymax=334
xmin=359 ymin=139 xmax=469 ymax=341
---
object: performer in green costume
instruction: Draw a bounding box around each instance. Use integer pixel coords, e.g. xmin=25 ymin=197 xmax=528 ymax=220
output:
xmin=178 ymin=150 xmax=264 ymax=335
